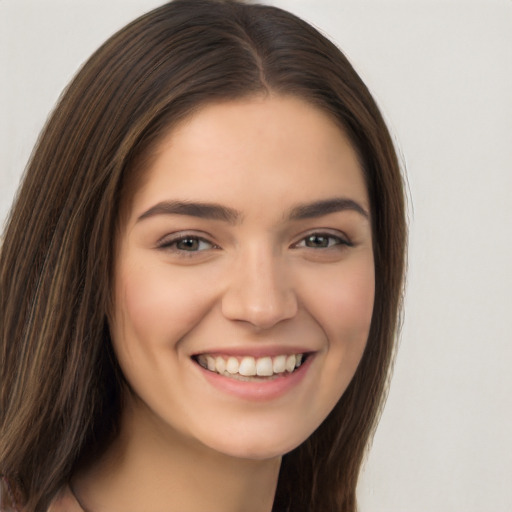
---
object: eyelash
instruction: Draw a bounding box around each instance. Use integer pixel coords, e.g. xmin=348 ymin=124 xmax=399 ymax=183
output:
xmin=156 ymin=231 xmax=352 ymax=256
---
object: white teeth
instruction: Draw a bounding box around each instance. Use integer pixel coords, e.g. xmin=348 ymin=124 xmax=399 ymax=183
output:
xmin=285 ymin=355 xmax=296 ymax=373
xmin=256 ymin=356 xmax=274 ymax=376
xmin=206 ymin=356 xmax=216 ymax=372
xmin=226 ymin=357 xmax=239 ymax=374
xmin=272 ymin=355 xmax=286 ymax=373
xmin=239 ymin=356 xmax=257 ymax=376
xmin=196 ymin=353 xmax=306 ymax=378
xmin=215 ymin=356 xmax=226 ymax=373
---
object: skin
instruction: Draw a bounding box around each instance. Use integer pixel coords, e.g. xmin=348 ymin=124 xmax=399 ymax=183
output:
xmin=72 ymin=95 xmax=375 ymax=512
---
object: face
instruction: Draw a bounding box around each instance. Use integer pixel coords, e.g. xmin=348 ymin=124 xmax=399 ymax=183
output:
xmin=111 ymin=95 xmax=374 ymax=460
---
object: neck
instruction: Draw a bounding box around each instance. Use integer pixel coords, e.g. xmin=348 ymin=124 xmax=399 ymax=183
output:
xmin=72 ymin=396 xmax=281 ymax=512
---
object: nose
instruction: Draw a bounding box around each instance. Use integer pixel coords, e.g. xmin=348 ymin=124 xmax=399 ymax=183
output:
xmin=221 ymin=246 xmax=298 ymax=330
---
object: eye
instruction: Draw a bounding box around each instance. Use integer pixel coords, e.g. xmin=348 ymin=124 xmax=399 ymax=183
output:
xmin=157 ymin=234 xmax=217 ymax=253
xmin=174 ymin=237 xmax=212 ymax=252
xmin=294 ymin=232 xmax=352 ymax=249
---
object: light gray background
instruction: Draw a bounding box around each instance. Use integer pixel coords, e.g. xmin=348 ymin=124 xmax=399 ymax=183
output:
xmin=1 ymin=1 xmax=511 ymax=510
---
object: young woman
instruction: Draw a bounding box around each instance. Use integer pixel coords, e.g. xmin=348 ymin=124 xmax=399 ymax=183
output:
xmin=0 ymin=1 xmax=406 ymax=511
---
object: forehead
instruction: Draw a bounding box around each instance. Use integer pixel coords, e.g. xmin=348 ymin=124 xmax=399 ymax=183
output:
xmin=126 ymin=94 xmax=369 ymax=223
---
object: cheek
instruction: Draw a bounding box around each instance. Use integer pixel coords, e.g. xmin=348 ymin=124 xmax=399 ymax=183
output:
xmin=333 ymin=265 xmax=375 ymax=336
xmin=303 ymin=256 xmax=375 ymax=385
xmin=315 ymin=259 xmax=375 ymax=339
xmin=111 ymin=260 xmax=217 ymax=357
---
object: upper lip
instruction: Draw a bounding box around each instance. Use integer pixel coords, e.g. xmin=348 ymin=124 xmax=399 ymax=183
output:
xmin=191 ymin=345 xmax=317 ymax=358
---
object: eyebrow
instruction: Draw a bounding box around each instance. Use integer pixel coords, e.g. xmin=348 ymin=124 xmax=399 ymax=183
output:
xmin=288 ymin=198 xmax=369 ymax=221
xmin=137 ymin=200 xmax=240 ymax=224
xmin=136 ymin=197 xmax=369 ymax=224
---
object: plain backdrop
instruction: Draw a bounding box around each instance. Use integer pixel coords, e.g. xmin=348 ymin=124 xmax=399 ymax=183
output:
xmin=1 ymin=1 xmax=511 ymax=511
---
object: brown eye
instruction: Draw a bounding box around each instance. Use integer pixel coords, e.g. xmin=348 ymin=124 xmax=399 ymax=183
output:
xmin=304 ymin=235 xmax=331 ymax=248
xmin=176 ymin=237 xmax=201 ymax=251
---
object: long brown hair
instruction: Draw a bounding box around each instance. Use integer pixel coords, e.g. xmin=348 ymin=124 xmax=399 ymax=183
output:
xmin=0 ymin=1 xmax=406 ymax=510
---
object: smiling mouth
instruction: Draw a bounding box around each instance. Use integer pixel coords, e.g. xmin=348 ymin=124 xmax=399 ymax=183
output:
xmin=193 ymin=353 xmax=308 ymax=381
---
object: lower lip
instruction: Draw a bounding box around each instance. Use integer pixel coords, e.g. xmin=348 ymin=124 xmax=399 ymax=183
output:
xmin=195 ymin=356 xmax=314 ymax=402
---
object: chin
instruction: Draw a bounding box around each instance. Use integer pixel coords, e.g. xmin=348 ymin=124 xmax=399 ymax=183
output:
xmin=206 ymin=437 xmax=301 ymax=461
xmin=190 ymin=417 xmax=317 ymax=462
